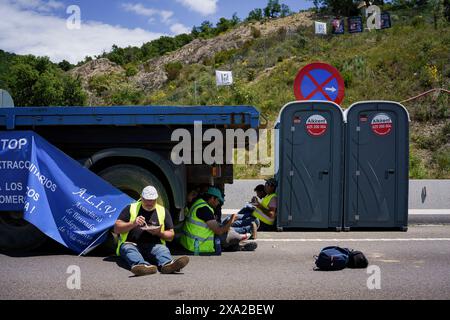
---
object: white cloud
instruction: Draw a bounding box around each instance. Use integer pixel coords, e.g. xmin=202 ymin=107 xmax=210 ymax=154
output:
xmin=7 ymin=0 xmax=64 ymax=12
xmin=122 ymin=3 xmax=174 ymax=23
xmin=170 ymin=23 xmax=190 ymax=35
xmin=0 ymin=1 xmax=164 ymax=64
xmin=176 ymin=0 xmax=217 ymax=16
xmin=160 ymin=11 xmax=174 ymax=23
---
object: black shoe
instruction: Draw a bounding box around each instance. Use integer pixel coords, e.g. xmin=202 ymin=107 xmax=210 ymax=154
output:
xmin=161 ymin=256 xmax=190 ymax=274
xmin=131 ymin=264 xmax=157 ymax=276
xmin=239 ymin=241 xmax=257 ymax=251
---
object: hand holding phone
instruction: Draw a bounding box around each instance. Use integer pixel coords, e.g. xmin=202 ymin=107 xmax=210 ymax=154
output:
xmin=142 ymin=224 xmax=162 ymax=235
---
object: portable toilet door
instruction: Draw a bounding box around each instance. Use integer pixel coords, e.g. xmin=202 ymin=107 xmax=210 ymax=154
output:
xmin=0 ymin=89 xmax=14 ymax=108
xmin=343 ymin=101 xmax=410 ymax=230
xmin=276 ymin=101 xmax=344 ymax=230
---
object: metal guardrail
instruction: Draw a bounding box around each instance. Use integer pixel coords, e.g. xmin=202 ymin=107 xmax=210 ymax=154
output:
xmin=224 ymin=179 xmax=450 ymax=210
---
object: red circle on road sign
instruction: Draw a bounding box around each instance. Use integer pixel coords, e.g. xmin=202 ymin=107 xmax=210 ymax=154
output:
xmin=293 ymin=62 xmax=345 ymax=105
xmin=306 ymin=115 xmax=328 ymax=136
xmin=371 ymin=113 xmax=393 ymax=136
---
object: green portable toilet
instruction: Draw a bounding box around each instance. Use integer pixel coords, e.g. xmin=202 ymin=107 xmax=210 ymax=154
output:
xmin=0 ymin=89 xmax=14 ymax=108
xmin=343 ymin=101 xmax=410 ymax=230
xmin=275 ymin=101 xmax=344 ymax=230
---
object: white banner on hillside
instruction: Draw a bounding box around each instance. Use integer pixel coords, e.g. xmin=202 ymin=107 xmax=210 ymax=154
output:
xmin=314 ymin=21 xmax=327 ymax=35
xmin=216 ymin=70 xmax=233 ymax=86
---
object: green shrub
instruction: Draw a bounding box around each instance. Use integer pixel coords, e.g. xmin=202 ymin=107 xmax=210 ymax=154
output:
xmin=164 ymin=61 xmax=183 ymax=81
xmin=442 ymin=121 xmax=450 ymax=138
xmin=4 ymin=55 xmax=86 ymax=106
xmin=409 ymin=149 xmax=428 ymax=179
xmin=342 ymin=71 xmax=353 ymax=87
xmin=277 ymin=27 xmax=287 ymax=41
xmin=125 ymin=64 xmax=138 ymax=77
xmin=214 ymin=49 xmax=237 ymax=67
xmin=411 ymin=16 xmax=425 ymax=27
xmin=251 ymin=26 xmax=261 ymax=38
xmin=110 ymin=87 xmax=143 ymax=105
xmin=88 ymin=74 xmax=110 ymax=95
xmin=246 ymin=68 xmax=256 ymax=81
xmin=433 ymin=146 xmax=450 ymax=178
xmin=293 ymin=34 xmax=307 ymax=49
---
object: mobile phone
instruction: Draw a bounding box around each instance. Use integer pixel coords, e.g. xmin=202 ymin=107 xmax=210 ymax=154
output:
xmin=143 ymin=224 xmax=161 ymax=231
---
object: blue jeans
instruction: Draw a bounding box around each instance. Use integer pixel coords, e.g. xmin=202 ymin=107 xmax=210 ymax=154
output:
xmin=229 ymin=207 xmax=259 ymax=234
xmin=232 ymin=216 xmax=259 ymax=234
xmin=119 ymin=242 xmax=173 ymax=268
xmin=236 ymin=207 xmax=254 ymax=219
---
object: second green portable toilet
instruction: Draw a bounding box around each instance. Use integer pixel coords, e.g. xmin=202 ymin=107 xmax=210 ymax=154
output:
xmin=343 ymin=101 xmax=410 ymax=230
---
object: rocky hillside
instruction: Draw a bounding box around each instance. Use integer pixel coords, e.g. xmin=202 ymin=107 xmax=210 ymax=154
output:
xmin=70 ymin=12 xmax=314 ymax=103
xmin=70 ymin=58 xmax=124 ymax=105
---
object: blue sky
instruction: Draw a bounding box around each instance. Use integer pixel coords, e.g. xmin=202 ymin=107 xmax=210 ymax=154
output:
xmin=70 ymin=0 xmax=312 ymax=34
xmin=0 ymin=0 xmax=312 ymax=64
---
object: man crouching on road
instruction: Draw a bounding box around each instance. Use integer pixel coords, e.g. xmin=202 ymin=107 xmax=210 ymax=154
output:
xmin=114 ymin=186 xmax=189 ymax=276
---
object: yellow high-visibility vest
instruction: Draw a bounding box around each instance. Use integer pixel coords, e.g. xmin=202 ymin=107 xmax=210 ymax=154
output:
xmin=180 ymin=198 xmax=215 ymax=253
xmin=252 ymin=193 xmax=277 ymax=225
xmin=116 ymin=201 xmax=166 ymax=256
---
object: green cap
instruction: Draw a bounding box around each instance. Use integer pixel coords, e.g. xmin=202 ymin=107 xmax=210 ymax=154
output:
xmin=265 ymin=178 xmax=278 ymax=188
xmin=206 ymin=187 xmax=224 ymax=205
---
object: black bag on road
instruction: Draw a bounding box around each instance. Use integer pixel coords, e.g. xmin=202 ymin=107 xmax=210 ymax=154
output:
xmin=347 ymin=250 xmax=369 ymax=268
xmin=314 ymin=246 xmax=369 ymax=271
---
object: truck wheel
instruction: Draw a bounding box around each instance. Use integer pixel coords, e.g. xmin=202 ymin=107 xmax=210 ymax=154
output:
xmin=0 ymin=211 xmax=47 ymax=252
xmin=98 ymin=164 xmax=170 ymax=206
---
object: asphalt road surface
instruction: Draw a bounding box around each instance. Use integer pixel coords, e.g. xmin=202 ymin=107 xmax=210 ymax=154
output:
xmin=1 ymin=225 xmax=450 ymax=300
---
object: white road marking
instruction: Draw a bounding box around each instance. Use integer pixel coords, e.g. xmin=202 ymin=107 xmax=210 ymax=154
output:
xmin=222 ymin=209 xmax=450 ymax=215
xmin=409 ymin=209 xmax=450 ymax=215
xmin=256 ymin=238 xmax=450 ymax=242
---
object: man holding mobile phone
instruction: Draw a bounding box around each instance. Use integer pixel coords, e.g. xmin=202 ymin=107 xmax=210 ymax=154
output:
xmin=114 ymin=186 xmax=189 ymax=276
xmin=231 ymin=178 xmax=278 ymax=236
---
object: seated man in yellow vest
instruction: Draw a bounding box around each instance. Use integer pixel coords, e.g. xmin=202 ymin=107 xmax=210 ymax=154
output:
xmin=231 ymin=178 xmax=278 ymax=234
xmin=114 ymin=186 xmax=189 ymax=276
xmin=180 ymin=187 xmax=257 ymax=254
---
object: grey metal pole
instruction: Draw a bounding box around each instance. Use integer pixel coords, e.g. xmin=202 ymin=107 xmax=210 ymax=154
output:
xmin=194 ymin=81 xmax=198 ymax=105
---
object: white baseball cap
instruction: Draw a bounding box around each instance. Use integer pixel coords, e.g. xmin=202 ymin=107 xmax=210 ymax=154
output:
xmin=141 ymin=186 xmax=158 ymax=200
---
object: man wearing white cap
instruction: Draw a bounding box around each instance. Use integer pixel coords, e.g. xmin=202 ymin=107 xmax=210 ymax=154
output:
xmin=114 ymin=185 xmax=189 ymax=276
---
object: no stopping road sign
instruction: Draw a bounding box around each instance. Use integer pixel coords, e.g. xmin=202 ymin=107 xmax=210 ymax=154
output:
xmin=293 ymin=62 xmax=345 ymax=105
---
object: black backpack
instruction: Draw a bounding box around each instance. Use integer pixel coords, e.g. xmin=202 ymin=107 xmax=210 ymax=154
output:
xmin=314 ymin=246 xmax=350 ymax=271
xmin=347 ymin=250 xmax=369 ymax=268
xmin=314 ymin=246 xmax=369 ymax=271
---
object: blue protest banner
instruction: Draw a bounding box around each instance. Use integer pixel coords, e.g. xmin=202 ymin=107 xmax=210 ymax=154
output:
xmin=381 ymin=12 xmax=391 ymax=29
xmin=0 ymin=131 xmax=133 ymax=254
xmin=0 ymin=133 xmax=30 ymax=211
xmin=348 ymin=16 xmax=363 ymax=33
xmin=331 ymin=18 xmax=345 ymax=35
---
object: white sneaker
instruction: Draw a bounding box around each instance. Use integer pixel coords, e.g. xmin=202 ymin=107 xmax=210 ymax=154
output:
xmin=241 ymin=233 xmax=252 ymax=241
xmin=251 ymin=221 xmax=258 ymax=240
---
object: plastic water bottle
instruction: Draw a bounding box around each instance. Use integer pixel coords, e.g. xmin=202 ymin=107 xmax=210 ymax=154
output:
xmin=194 ymin=238 xmax=200 ymax=256
xmin=215 ymin=237 xmax=222 ymax=256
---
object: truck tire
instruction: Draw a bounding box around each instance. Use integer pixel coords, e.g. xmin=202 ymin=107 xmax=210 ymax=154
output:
xmin=0 ymin=211 xmax=47 ymax=252
xmin=97 ymin=165 xmax=170 ymax=255
xmin=98 ymin=164 xmax=170 ymax=206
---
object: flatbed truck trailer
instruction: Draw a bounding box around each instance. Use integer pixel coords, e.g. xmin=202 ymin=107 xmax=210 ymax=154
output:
xmin=0 ymin=105 xmax=260 ymax=251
